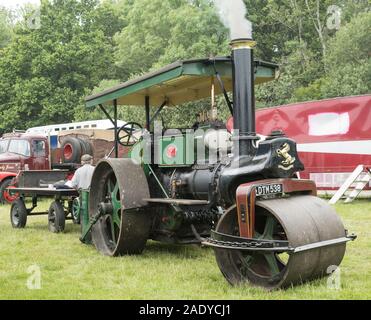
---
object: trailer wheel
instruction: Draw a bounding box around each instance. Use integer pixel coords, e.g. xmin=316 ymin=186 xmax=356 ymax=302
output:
xmin=10 ymin=199 xmax=27 ymax=228
xmin=48 ymin=201 xmax=66 ymax=233
xmin=61 ymin=137 xmax=82 ymax=163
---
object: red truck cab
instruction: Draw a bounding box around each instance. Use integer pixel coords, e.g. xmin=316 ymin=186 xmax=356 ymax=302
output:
xmin=0 ymin=132 xmax=50 ymax=202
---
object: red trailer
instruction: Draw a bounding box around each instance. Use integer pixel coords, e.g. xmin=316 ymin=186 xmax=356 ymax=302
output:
xmin=254 ymin=95 xmax=371 ymax=193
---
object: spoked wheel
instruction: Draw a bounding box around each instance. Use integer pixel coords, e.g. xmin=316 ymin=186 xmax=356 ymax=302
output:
xmin=96 ymin=171 xmax=122 ymax=250
xmin=89 ymin=159 xmax=151 ymax=256
xmin=214 ymin=195 xmax=347 ymax=289
xmin=214 ymin=205 xmax=287 ymax=288
xmin=241 ymin=213 xmax=288 ymax=284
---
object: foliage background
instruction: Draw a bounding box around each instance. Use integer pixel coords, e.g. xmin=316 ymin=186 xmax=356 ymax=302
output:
xmin=0 ymin=0 xmax=370 ymax=133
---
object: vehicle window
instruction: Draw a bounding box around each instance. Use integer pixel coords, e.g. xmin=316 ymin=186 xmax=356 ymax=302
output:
xmin=32 ymin=140 xmax=46 ymax=157
xmin=8 ymin=140 xmax=30 ymax=157
xmin=0 ymin=140 xmax=9 ymax=153
xmin=76 ymin=126 xmax=81 ymax=129
xmin=55 ymin=128 xmax=60 ymax=132
xmin=91 ymin=124 xmax=97 ymax=128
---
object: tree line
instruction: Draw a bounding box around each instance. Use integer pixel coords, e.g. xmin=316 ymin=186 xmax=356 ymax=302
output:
xmin=0 ymin=0 xmax=369 ymax=134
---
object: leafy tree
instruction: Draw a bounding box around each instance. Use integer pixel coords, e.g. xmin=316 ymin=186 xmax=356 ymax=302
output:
xmin=1 ymin=0 xmax=369 ymax=134
xmin=254 ymin=0 xmax=370 ymax=107
xmin=294 ymin=11 xmax=371 ymax=101
xmin=113 ymin=0 xmax=228 ymax=78
xmin=83 ymin=0 xmax=230 ymax=127
xmin=74 ymin=79 xmax=123 ymax=121
xmin=0 ymin=7 xmax=13 ymax=49
xmin=339 ymin=0 xmax=370 ymax=23
xmin=0 ymin=0 xmax=120 ymax=133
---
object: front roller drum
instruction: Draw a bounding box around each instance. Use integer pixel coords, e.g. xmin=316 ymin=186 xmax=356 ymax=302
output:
xmin=89 ymin=159 xmax=151 ymax=256
xmin=214 ymin=195 xmax=347 ymax=289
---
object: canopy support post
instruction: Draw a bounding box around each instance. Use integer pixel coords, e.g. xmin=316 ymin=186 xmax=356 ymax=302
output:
xmin=99 ymin=104 xmax=115 ymax=127
xmin=150 ymin=100 xmax=167 ymax=124
xmin=114 ymin=99 xmax=118 ymax=158
xmin=145 ymin=96 xmax=150 ymax=131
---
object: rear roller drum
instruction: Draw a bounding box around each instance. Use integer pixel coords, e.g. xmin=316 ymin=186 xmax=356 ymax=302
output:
xmin=89 ymin=159 xmax=151 ymax=256
xmin=214 ymin=195 xmax=347 ymax=289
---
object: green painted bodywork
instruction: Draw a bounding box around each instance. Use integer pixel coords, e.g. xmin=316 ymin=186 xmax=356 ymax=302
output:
xmin=127 ymin=124 xmax=217 ymax=167
xmin=80 ymin=190 xmax=92 ymax=244
xmin=158 ymin=123 xmax=215 ymax=167
xmin=158 ymin=134 xmax=194 ymax=167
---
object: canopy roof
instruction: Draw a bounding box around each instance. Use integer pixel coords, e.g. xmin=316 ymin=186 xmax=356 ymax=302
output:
xmin=85 ymin=57 xmax=278 ymax=108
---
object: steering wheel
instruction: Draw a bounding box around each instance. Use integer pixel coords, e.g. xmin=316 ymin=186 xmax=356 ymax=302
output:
xmin=117 ymin=122 xmax=143 ymax=147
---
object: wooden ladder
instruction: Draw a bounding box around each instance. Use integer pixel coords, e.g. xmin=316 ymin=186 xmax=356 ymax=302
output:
xmin=329 ymin=165 xmax=371 ymax=204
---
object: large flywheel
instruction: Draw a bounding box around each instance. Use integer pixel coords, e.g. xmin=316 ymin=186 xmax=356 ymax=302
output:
xmin=213 ymin=195 xmax=347 ymax=289
xmin=89 ymin=159 xmax=151 ymax=256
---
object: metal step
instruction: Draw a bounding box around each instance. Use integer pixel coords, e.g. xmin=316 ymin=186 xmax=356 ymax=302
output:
xmin=330 ymin=165 xmax=370 ymax=204
xmin=344 ymin=177 xmax=370 ymax=203
xmin=143 ymin=198 xmax=209 ymax=205
xmin=329 ymin=165 xmax=364 ymax=204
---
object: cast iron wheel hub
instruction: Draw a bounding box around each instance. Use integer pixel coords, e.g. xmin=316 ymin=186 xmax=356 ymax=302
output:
xmin=98 ymin=202 xmax=113 ymax=215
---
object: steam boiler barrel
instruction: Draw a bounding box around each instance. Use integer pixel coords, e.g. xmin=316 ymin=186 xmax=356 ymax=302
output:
xmin=174 ymin=169 xmax=216 ymax=200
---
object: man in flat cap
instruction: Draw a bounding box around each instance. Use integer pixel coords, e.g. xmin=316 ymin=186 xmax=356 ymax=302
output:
xmin=68 ymin=154 xmax=95 ymax=190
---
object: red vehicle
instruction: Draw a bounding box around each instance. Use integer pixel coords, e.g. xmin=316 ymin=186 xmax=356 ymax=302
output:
xmin=255 ymin=95 xmax=371 ymax=192
xmin=226 ymin=95 xmax=370 ymax=192
xmin=0 ymin=129 xmax=121 ymax=203
xmin=0 ymin=132 xmax=51 ymax=203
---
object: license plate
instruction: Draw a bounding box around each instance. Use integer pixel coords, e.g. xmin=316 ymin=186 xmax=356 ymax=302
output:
xmin=255 ymin=184 xmax=283 ymax=196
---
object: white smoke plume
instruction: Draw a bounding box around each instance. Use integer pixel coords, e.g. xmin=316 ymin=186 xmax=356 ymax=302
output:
xmin=212 ymin=0 xmax=252 ymax=40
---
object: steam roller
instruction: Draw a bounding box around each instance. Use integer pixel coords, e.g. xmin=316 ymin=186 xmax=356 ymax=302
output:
xmin=83 ymin=31 xmax=355 ymax=289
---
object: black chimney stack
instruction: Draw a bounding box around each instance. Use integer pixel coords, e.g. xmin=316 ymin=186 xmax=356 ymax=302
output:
xmin=231 ymin=39 xmax=258 ymax=158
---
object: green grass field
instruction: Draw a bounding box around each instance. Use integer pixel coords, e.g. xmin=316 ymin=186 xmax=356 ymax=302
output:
xmin=0 ymin=199 xmax=370 ymax=300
